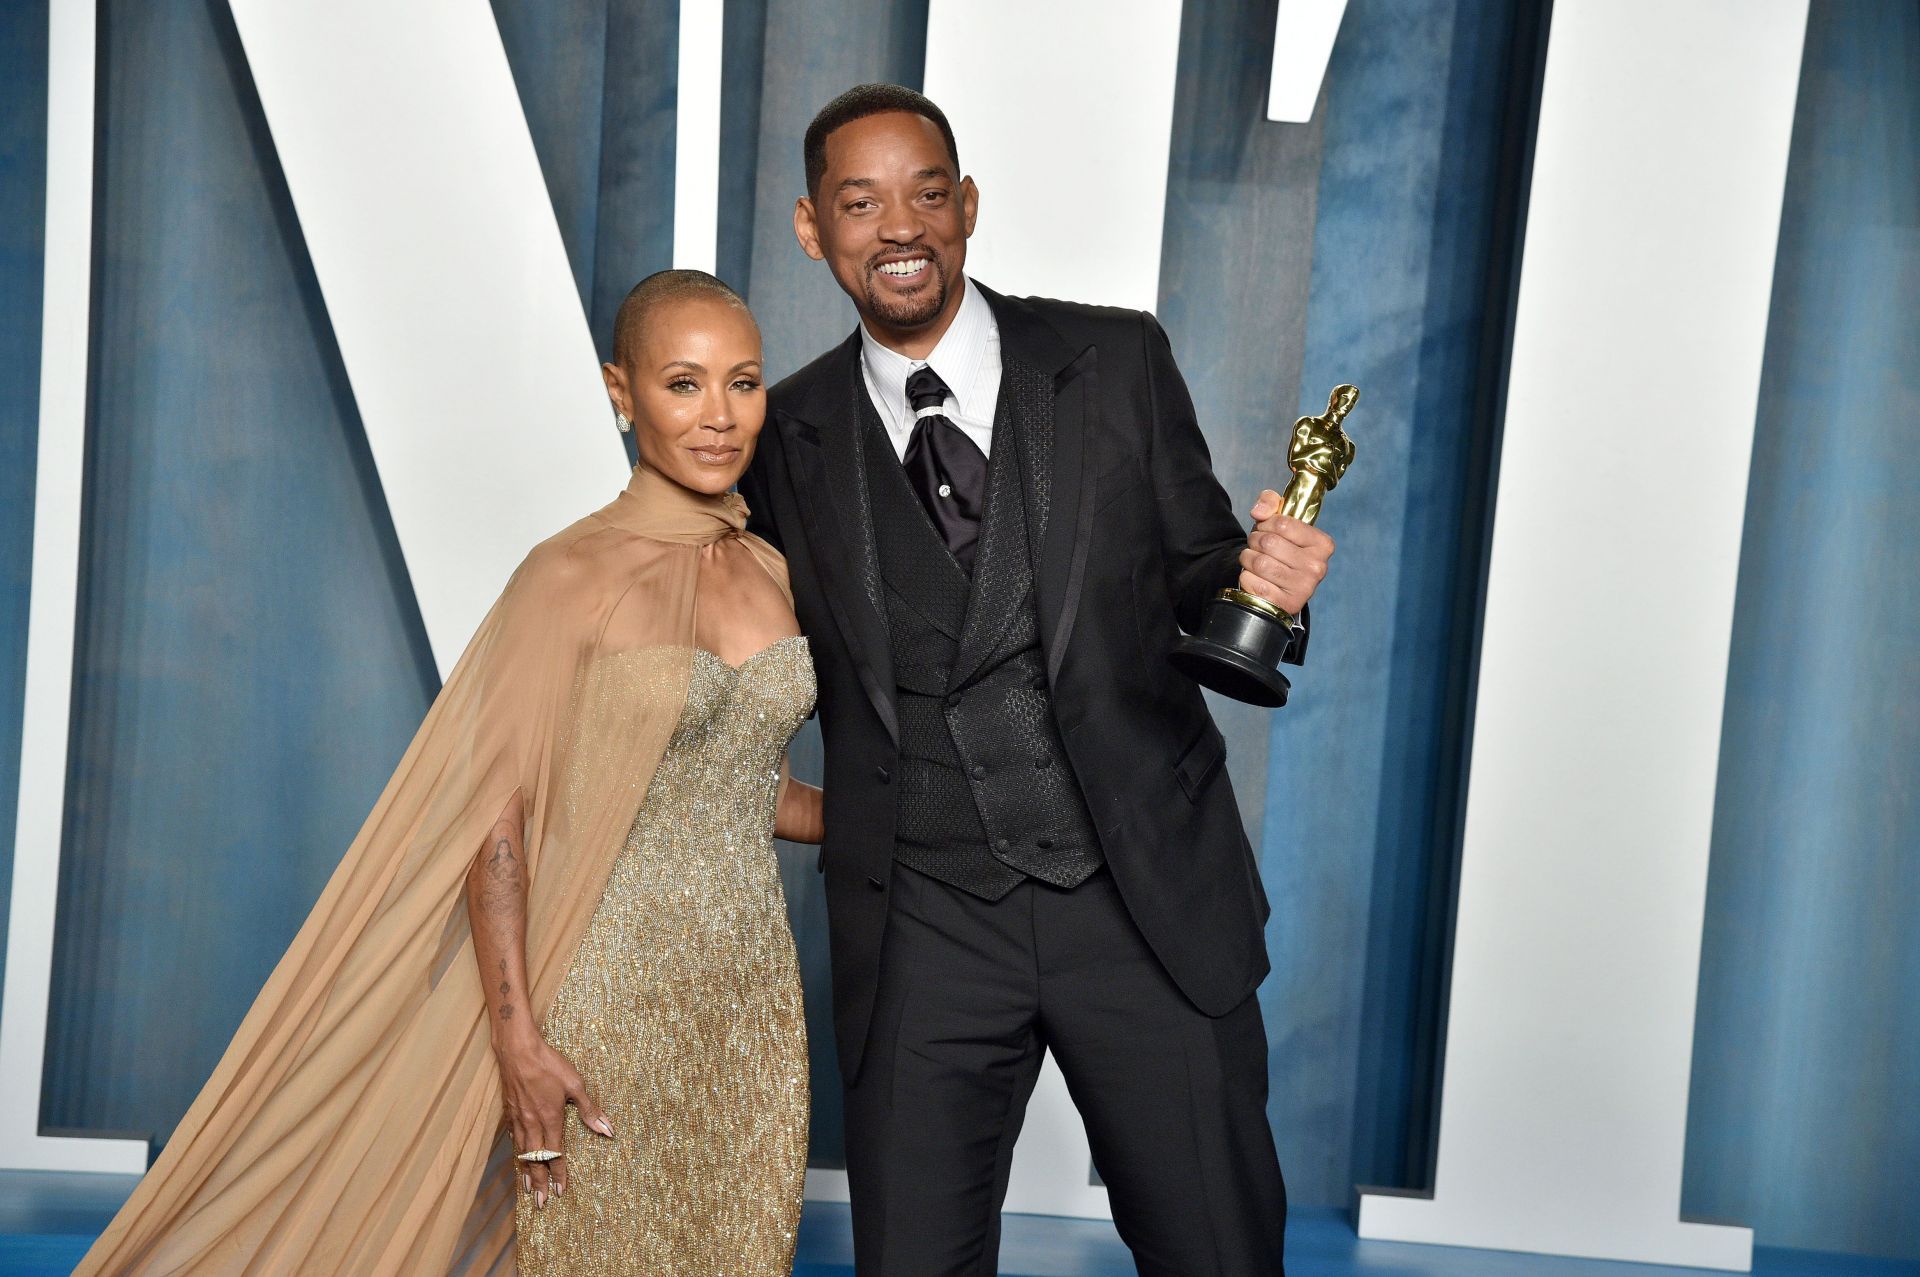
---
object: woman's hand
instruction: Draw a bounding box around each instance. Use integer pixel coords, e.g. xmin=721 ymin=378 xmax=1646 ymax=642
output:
xmin=495 ymin=1033 xmax=614 ymax=1207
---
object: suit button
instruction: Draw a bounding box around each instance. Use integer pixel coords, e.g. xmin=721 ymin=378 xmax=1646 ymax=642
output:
xmin=875 ymin=765 xmax=891 ymax=783
xmin=945 ymin=693 xmax=962 ymax=709
xmin=995 ymin=838 xmax=1010 ymax=851
xmin=1037 ymin=838 xmax=1054 ymax=850
xmin=1031 ymin=676 xmax=1046 ymax=691
xmin=867 ymin=875 xmax=886 ymax=891
xmin=1034 ymin=754 xmax=1051 ymax=769
xmin=970 ymin=765 xmax=987 ymax=781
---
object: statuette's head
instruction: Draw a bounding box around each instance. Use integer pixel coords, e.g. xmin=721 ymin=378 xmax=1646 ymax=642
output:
xmin=1288 ymin=384 xmax=1359 ymax=489
xmin=600 ymin=269 xmax=765 ymax=497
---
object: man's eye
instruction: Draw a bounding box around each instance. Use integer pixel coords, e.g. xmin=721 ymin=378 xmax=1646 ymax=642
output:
xmin=922 ymin=189 xmax=948 ymax=204
xmin=846 ymin=199 xmax=875 ymax=213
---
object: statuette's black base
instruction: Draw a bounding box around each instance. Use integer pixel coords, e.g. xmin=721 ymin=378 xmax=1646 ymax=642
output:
xmin=1169 ymin=598 xmax=1295 ymax=707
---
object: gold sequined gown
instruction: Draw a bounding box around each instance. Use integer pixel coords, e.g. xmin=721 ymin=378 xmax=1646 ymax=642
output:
xmin=516 ymin=636 xmax=814 ymax=1275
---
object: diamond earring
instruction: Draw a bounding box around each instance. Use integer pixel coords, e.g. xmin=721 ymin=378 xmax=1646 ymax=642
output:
xmin=614 ymin=408 xmax=632 ymax=433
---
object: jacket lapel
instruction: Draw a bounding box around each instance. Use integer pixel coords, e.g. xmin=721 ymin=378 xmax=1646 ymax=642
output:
xmin=978 ymin=285 xmax=1098 ymax=683
xmin=776 ymin=333 xmax=898 ymax=743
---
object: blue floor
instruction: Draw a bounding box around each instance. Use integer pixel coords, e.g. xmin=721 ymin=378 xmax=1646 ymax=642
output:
xmin=1 ymin=1172 xmax=1913 ymax=1276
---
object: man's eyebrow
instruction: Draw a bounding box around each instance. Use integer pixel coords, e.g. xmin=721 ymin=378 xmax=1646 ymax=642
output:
xmin=835 ymin=177 xmax=877 ymax=193
xmin=913 ymin=166 xmax=953 ymax=181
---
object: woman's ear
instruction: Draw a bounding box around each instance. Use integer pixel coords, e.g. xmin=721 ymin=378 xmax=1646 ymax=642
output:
xmin=601 ymin=361 xmax=633 ymax=420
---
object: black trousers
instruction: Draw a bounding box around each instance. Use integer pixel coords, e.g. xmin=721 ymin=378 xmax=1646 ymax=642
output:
xmin=843 ymin=864 xmax=1287 ymax=1276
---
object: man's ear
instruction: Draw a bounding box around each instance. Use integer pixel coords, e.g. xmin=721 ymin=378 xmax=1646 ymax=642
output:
xmin=960 ymin=176 xmax=979 ymax=238
xmin=794 ymin=197 xmax=826 ymax=261
xmin=601 ymin=361 xmax=633 ymax=418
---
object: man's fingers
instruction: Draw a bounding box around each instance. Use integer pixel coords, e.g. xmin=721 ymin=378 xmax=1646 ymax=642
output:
xmin=1237 ymin=546 xmax=1293 ymax=585
xmin=1249 ymin=488 xmax=1281 ymax=522
xmin=1247 ymin=531 xmax=1330 ymax=575
xmin=1254 ymin=513 xmax=1335 ymax=554
xmin=1238 ymin=568 xmax=1310 ymax=616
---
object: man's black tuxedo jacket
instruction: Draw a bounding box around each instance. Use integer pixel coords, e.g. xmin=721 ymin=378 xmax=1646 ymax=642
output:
xmin=742 ymin=284 xmax=1296 ymax=1082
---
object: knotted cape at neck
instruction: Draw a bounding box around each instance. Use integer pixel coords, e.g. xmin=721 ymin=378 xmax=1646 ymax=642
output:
xmin=597 ymin=461 xmax=749 ymax=544
xmin=75 ymin=454 xmax=788 ymax=1276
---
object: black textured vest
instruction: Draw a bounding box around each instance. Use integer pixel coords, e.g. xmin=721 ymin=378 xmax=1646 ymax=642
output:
xmin=860 ymin=368 xmax=1103 ymax=899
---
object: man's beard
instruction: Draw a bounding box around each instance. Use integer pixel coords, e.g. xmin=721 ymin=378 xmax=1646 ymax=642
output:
xmin=862 ymin=255 xmax=949 ymax=329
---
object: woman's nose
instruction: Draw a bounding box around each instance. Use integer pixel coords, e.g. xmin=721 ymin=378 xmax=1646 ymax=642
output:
xmin=704 ymin=390 xmax=735 ymax=431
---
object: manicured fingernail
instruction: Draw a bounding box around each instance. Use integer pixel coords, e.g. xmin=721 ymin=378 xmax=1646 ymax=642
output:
xmin=535 ymin=1190 xmax=545 ymax=1209
xmin=552 ymin=1180 xmax=563 ymax=1196
xmin=590 ymin=1116 xmax=613 ymax=1138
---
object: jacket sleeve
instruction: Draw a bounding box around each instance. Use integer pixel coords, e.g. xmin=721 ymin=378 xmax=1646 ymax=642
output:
xmin=1141 ymin=311 xmax=1248 ymax=633
xmin=1141 ymin=312 xmax=1308 ymax=665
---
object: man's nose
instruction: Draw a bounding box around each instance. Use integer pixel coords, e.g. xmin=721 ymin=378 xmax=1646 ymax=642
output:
xmin=878 ymin=207 xmax=924 ymax=246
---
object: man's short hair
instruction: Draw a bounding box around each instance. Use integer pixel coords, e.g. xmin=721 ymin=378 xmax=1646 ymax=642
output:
xmin=803 ymin=83 xmax=961 ymax=199
xmin=610 ymin=269 xmax=750 ymax=366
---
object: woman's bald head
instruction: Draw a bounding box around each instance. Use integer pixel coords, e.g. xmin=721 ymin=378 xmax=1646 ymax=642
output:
xmin=611 ymin=269 xmax=754 ymax=367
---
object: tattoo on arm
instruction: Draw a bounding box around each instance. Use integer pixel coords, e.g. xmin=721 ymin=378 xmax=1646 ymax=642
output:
xmin=480 ymin=835 xmax=521 ymax=917
xmin=480 ymin=840 xmax=524 ymax=1023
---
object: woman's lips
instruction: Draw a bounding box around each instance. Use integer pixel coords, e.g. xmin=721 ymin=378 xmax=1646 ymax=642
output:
xmin=689 ymin=445 xmax=739 ymax=466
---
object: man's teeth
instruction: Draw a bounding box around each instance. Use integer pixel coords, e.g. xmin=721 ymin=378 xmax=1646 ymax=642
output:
xmin=877 ymin=259 xmax=928 ymax=276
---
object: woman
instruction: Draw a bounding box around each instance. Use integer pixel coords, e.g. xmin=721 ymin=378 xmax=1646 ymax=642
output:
xmin=76 ymin=270 xmax=821 ymax=1275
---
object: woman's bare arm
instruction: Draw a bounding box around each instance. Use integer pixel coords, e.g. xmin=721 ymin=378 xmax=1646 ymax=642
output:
xmin=465 ymin=789 xmax=612 ymax=1206
xmin=469 ymin=791 xmax=536 ymax=1040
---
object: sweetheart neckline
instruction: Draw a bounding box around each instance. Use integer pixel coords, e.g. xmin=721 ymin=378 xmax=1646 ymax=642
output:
xmin=692 ymin=634 xmax=807 ymax=674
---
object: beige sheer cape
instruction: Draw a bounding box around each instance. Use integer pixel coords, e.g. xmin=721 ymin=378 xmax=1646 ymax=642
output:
xmin=76 ymin=466 xmax=788 ymax=1276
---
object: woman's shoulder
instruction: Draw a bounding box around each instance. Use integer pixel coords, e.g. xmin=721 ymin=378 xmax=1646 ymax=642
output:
xmin=509 ymin=510 xmax=659 ymax=602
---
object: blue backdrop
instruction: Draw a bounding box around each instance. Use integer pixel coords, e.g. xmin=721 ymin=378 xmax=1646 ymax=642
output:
xmin=0 ymin=0 xmax=1915 ymax=1259
xmin=0 ymin=0 xmax=50 ymax=1015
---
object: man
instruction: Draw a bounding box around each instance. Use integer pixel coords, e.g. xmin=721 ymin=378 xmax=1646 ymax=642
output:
xmin=739 ymin=83 xmax=1335 ymax=1275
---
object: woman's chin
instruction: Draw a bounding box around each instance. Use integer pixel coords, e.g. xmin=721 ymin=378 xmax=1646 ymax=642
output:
xmin=660 ymin=459 xmax=745 ymax=495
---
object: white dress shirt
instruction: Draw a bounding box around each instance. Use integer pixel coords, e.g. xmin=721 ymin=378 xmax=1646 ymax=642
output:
xmin=859 ymin=274 xmax=1001 ymax=461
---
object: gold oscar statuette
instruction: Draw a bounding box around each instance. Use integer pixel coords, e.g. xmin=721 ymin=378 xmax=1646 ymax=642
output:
xmin=1168 ymin=384 xmax=1358 ymax=707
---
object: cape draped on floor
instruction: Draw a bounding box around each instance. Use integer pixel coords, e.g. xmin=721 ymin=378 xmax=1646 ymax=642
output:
xmin=75 ymin=465 xmax=789 ymax=1276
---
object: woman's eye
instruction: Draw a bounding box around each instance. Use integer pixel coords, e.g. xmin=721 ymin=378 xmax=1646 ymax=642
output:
xmin=667 ymin=378 xmax=698 ymax=393
xmin=732 ymin=379 xmax=761 ymax=393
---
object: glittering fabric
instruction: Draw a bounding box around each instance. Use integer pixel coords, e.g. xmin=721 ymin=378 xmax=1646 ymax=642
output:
xmin=516 ymin=636 xmax=815 ymax=1276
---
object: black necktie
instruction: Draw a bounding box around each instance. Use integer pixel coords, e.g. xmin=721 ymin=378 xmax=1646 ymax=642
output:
xmin=902 ymin=366 xmax=989 ymax=574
